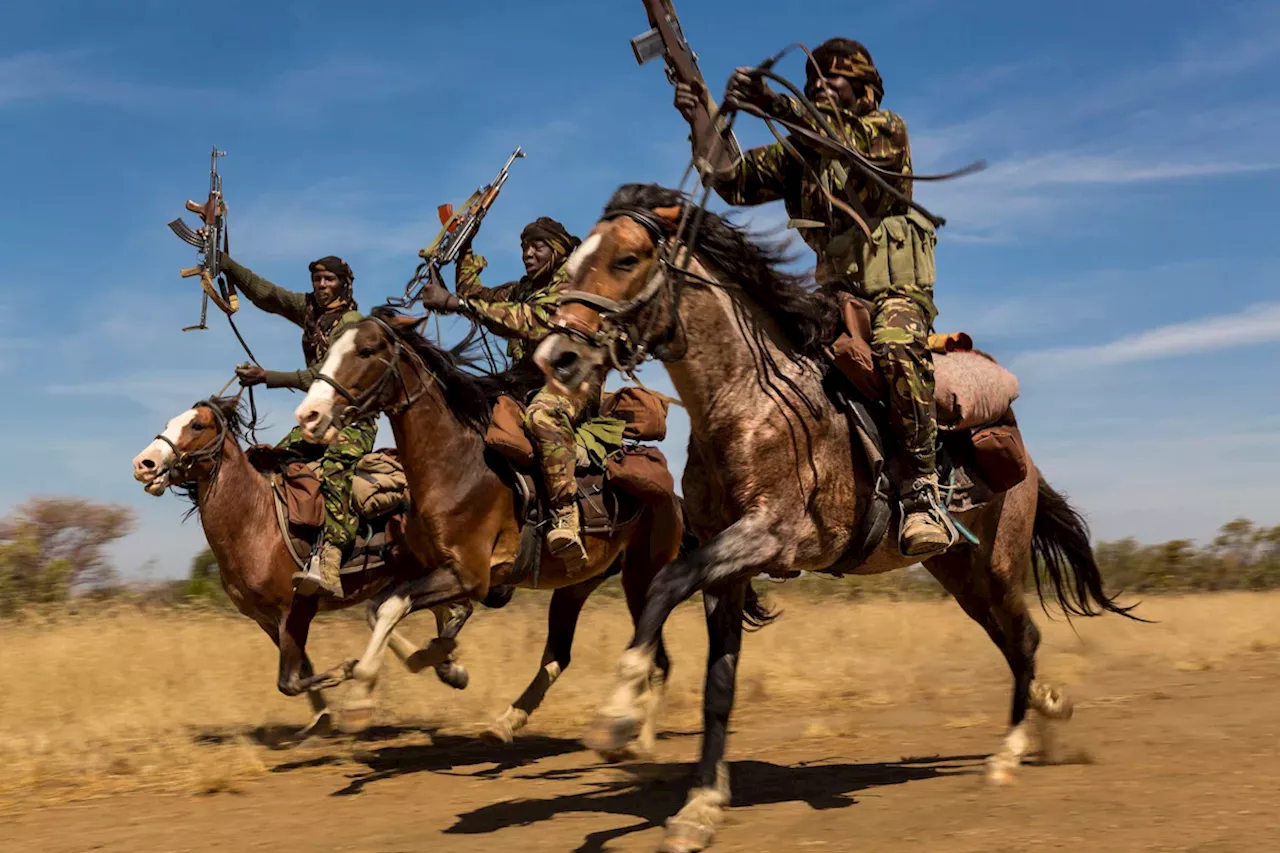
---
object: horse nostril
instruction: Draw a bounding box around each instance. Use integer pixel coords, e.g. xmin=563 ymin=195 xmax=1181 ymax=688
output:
xmin=552 ymin=349 xmax=580 ymax=371
xmin=140 ymin=458 xmax=155 ymax=470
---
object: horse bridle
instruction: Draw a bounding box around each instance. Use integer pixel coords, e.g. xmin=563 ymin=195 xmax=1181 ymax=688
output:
xmin=554 ymin=205 xmax=713 ymax=374
xmin=153 ymin=398 xmax=231 ymax=484
xmin=312 ymin=314 xmax=437 ymax=428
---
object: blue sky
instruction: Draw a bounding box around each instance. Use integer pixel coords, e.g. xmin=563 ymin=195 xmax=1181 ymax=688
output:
xmin=3 ymin=0 xmax=1278 ymax=578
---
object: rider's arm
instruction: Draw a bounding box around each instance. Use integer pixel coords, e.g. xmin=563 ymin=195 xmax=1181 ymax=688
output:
xmin=261 ymin=310 xmax=364 ymax=390
xmin=455 ymin=247 xmax=518 ymax=301
xmin=459 ymin=266 xmax=566 ymax=342
xmin=221 ymin=256 xmax=308 ymax=327
xmin=709 ymin=140 xmax=790 ymax=207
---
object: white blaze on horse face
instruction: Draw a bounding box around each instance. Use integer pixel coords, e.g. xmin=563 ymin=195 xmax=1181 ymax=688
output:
xmin=564 ymin=233 xmax=602 ymax=279
xmin=133 ymin=408 xmax=198 ymax=491
xmin=296 ymin=327 xmax=357 ymax=433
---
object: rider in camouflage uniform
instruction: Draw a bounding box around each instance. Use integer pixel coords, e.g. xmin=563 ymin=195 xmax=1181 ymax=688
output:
xmin=675 ymin=37 xmax=951 ymax=557
xmin=227 ymin=255 xmax=376 ymax=596
xmin=416 ymin=217 xmax=596 ymax=572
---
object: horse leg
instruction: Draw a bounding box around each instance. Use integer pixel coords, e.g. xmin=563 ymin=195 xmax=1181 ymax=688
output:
xmin=615 ymin=527 xmax=676 ymax=762
xmin=338 ymin=586 xmax=417 ymax=733
xmin=586 ymin=513 xmax=781 ymax=757
xmin=484 ymin=575 xmax=607 ymax=745
xmin=659 ymin=579 xmax=746 ymax=853
xmin=925 ymin=518 xmax=1070 ymax=784
xmin=273 ymin=598 xmax=338 ymax=737
xmin=421 ymin=600 xmax=472 ymax=690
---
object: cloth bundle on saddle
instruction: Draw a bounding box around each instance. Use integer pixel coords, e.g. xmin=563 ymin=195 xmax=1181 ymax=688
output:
xmin=827 ymin=295 xmax=1028 ymax=501
xmin=483 ymin=386 xmax=677 ymax=583
xmin=247 ymin=445 xmax=409 ymax=575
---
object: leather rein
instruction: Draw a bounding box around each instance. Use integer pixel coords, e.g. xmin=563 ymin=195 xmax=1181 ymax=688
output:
xmin=312 ymin=314 xmax=438 ymax=429
xmin=554 ymin=205 xmax=715 ymax=376
xmin=153 ymin=397 xmax=232 ymax=485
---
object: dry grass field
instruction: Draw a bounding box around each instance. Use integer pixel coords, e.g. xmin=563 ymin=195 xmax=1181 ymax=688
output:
xmin=2 ymin=589 xmax=1279 ymax=851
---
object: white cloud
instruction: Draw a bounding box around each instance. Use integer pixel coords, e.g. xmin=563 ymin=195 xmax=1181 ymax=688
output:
xmin=1015 ymin=301 xmax=1280 ymax=370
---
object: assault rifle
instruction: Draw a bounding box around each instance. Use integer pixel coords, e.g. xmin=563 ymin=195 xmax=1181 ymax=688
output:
xmin=397 ymin=146 xmax=525 ymax=306
xmin=631 ymin=0 xmax=739 ymax=174
xmin=168 ymin=146 xmax=237 ymax=331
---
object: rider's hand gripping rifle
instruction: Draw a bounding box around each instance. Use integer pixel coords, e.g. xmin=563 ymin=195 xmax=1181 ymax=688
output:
xmin=396 ymin=146 xmax=526 ymax=307
xmin=168 ymin=147 xmax=237 ymax=331
xmin=631 ymin=0 xmax=740 ymax=176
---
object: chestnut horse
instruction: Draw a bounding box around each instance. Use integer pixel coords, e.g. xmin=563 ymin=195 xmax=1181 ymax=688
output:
xmin=292 ymin=310 xmax=698 ymax=750
xmin=132 ymin=396 xmax=471 ymax=735
xmin=535 ymin=184 xmax=1141 ymax=852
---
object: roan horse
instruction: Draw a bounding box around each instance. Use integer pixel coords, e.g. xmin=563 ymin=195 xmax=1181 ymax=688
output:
xmin=291 ymin=309 xmax=702 ymax=750
xmin=534 ymin=184 xmax=1141 ymax=852
xmin=131 ymin=396 xmax=470 ymax=735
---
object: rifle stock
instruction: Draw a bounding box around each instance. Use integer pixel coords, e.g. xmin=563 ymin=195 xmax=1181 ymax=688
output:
xmin=633 ymin=0 xmax=738 ymax=173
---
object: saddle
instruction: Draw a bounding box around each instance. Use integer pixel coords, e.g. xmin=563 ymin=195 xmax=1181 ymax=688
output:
xmin=247 ymin=445 xmax=404 ymax=576
xmin=483 ymin=387 xmax=679 ymax=586
xmin=823 ymin=294 xmax=1029 ymax=570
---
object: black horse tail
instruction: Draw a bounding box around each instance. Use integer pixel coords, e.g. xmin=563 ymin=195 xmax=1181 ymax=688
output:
xmin=675 ymin=496 xmax=780 ymax=632
xmin=1031 ymin=475 xmax=1147 ymax=621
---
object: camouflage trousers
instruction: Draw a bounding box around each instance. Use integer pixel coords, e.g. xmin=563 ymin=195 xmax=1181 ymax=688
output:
xmin=870 ymin=288 xmax=938 ymax=484
xmin=277 ymin=419 xmax=378 ymax=551
xmin=523 ymin=378 xmax=602 ymax=507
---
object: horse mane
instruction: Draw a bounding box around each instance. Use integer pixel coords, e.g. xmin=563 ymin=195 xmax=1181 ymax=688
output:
xmin=172 ymin=395 xmax=257 ymax=515
xmin=603 ymin=183 xmax=838 ymax=359
xmin=371 ymin=306 xmax=543 ymax=430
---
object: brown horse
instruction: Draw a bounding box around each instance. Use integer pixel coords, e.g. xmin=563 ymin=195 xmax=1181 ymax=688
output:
xmin=291 ymin=310 xmax=687 ymax=749
xmin=535 ymin=184 xmax=1141 ymax=852
xmin=131 ymin=396 xmax=471 ymax=735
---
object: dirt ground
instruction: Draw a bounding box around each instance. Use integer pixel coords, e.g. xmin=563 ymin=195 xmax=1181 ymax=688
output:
xmin=3 ymin=592 xmax=1278 ymax=852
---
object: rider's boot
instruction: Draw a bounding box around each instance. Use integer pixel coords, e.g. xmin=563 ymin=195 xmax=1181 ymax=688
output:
xmin=900 ymin=475 xmax=952 ymax=558
xmin=293 ymin=539 xmax=344 ymax=598
xmin=546 ymin=502 xmax=588 ymax=575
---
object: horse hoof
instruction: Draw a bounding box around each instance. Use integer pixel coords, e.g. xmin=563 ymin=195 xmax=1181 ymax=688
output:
xmin=658 ymin=821 xmax=714 ymax=853
xmin=481 ymin=722 xmax=515 ymax=745
xmin=296 ymin=709 xmax=333 ymax=740
xmin=338 ymin=701 xmax=376 ymax=734
xmin=435 ymin=663 xmax=469 ymax=691
xmin=583 ymin=715 xmax=641 ymax=757
xmin=986 ymin=765 xmax=1017 ymax=786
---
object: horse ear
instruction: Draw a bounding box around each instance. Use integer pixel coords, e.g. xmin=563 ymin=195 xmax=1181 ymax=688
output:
xmin=388 ymin=314 xmax=424 ymax=330
xmin=652 ymin=206 xmax=683 ymax=228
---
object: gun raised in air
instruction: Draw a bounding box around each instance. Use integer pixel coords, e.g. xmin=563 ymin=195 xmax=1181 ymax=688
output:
xmin=632 ymin=0 xmax=740 ymax=174
xmin=168 ymin=146 xmax=237 ymax=331
xmin=397 ymin=146 xmax=526 ymax=306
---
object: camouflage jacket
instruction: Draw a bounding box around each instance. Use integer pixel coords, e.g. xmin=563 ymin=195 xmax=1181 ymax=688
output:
xmin=221 ymin=256 xmax=363 ymax=391
xmin=455 ymin=248 xmax=570 ymax=364
xmin=711 ymin=97 xmax=934 ymax=293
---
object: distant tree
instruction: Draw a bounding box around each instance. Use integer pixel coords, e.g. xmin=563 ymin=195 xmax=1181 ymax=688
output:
xmin=184 ymin=548 xmax=228 ymax=603
xmin=0 ymin=498 xmax=135 ymax=615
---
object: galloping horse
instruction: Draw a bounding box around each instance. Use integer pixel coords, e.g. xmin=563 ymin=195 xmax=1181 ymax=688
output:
xmin=132 ymin=396 xmax=469 ymax=735
xmin=535 ymin=184 xmax=1140 ymax=852
xmin=291 ymin=309 xmax=697 ymax=750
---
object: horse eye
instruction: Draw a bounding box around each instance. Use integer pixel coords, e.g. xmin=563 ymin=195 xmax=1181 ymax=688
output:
xmin=190 ymin=422 xmax=206 ymax=432
xmin=613 ymin=255 xmax=640 ymax=272
xmin=358 ymin=347 xmax=376 ymax=358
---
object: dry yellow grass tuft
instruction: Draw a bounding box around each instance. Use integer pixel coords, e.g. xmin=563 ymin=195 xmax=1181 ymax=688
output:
xmin=0 ymin=590 xmax=1275 ymax=807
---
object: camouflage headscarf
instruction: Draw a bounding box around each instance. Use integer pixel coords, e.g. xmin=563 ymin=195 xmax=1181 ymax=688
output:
xmin=807 ymin=38 xmax=884 ymax=109
xmin=520 ymin=217 xmax=580 ymax=263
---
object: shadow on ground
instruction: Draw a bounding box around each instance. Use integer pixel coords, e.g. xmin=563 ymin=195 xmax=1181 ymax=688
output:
xmin=444 ymin=753 xmax=983 ymax=853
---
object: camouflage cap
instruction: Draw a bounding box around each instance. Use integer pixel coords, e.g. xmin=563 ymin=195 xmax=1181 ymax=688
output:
xmin=520 ymin=217 xmax=581 ymax=262
xmin=309 ymin=255 xmax=354 ymax=284
xmin=808 ymin=38 xmax=884 ymax=103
